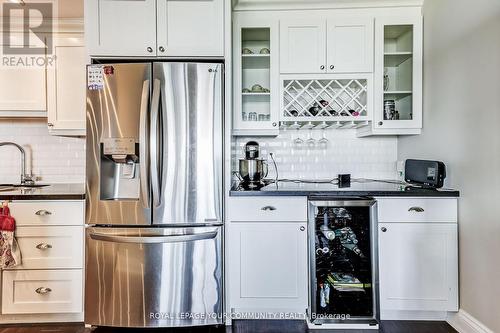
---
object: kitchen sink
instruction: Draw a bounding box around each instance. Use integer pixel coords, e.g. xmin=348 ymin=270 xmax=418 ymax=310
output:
xmin=0 ymin=184 xmax=49 ymax=188
xmin=0 ymin=184 xmax=50 ymax=191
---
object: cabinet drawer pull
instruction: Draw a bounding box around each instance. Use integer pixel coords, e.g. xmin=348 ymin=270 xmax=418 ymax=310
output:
xmin=261 ymin=206 xmax=276 ymax=211
xmin=35 ymin=287 xmax=52 ymax=295
xmin=300 ymin=226 xmax=305 ymax=231
xmin=381 ymin=227 xmax=387 ymax=232
xmin=408 ymin=206 xmax=425 ymax=212
xmin=35 ymin=209 xmax=52 ymax=216
xmin=36 ymin=243 xmax=52 ymax=250
xmin=35 ymin=210 xmax=52 ymax=216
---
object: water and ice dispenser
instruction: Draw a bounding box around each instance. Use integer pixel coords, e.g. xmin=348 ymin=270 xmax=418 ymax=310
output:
xmin=99 ymin=138 xmax=141 ymax=200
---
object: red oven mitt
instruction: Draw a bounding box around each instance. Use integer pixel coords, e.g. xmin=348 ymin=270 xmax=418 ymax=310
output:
xmin=0 ymin=202 xmax=21 ymax=268
xmin=0 ymin=204 xmax=16 ymax=232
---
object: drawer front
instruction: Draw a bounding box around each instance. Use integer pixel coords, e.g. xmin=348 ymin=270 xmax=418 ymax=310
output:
xmin=228 ymin=197 xmax=307 ymax=222
xmin=12 ymin=226 xmax=83 ymax=269
xmin=377 ymin=198 xmax=457 ymax=223
xmin=9 ymin=201 xmax=84 ymax=226
xmin=2 ymin=270 xmax=83 ymax=314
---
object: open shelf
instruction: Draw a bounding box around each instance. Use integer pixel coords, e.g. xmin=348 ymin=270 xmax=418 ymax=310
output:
xmin=242 ymin=55 xmax=270 ymax=69
xmin=382 ymin=24 xmax=414 ymax=122
xmin=384 ymin=52 xmax=412 ymax=67
xmin=242 ymin=54 xmax=270 ymax=57
xmin=242 ymin=92 xmax=270 ymax=96
xmin=384 ymin=91 xmax=412 ymax=100
xmin=239 ymin=27 xmax=272 ymax=125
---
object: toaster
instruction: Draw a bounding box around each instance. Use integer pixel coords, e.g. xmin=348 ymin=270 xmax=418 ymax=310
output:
xmin=405 ymin=159 xmax=446 ymax=189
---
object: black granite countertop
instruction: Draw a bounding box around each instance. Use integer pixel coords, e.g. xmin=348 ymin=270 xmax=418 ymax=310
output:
xmin=230 ymin=180 xmax=459 ymax=197
xmin=0 ymin=183 xmax=85 ymax=200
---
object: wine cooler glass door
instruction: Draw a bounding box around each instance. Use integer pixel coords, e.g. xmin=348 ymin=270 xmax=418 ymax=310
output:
xmin=308 ymin=199 xmax=379 ymax=326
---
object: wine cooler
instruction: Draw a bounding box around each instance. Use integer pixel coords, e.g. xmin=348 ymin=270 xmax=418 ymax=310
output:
xmin=308 ymin=198 xmax=379 ymax=328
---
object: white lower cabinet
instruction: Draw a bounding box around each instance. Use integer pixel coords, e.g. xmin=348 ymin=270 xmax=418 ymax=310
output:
xmin=2 ymin=270 xmax=83 ymax=315
xmin=0 ymin=200 xmax=85 ymax=323
xmin=227 ymin=220 xmax=308 ymax=315
xmin=376 ymin=197 xmax=459 ymax=320
xmin=13 ymin=226 xmax=84 ymax=269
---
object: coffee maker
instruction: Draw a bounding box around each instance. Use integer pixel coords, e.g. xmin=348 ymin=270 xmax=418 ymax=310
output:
xmin=238 ymin=141 xmax=268 ymax=189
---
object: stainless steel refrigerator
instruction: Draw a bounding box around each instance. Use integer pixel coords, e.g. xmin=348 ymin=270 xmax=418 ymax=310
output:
xmin=85 ymin=62 xmax=223 ymax=328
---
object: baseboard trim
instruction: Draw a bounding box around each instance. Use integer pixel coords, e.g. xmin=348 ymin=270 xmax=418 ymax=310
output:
xmin=447 ymin=310 xmax=494 ymax=333
xmin=381 ymin=309 xmax=448 ymax=321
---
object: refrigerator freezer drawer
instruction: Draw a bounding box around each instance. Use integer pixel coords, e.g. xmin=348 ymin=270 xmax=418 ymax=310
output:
xmin=85 ymin=226 xmax=222 ymax=328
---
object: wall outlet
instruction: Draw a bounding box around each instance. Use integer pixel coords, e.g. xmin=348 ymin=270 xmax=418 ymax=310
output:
xmin=396 ymin=160 xmax=405 ymax=181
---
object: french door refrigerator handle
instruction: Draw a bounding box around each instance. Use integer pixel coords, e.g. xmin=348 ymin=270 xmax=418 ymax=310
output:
xmin=150 ymin=79 xmax=161 ymax=208
xmin=89 ymin=231 xmax=217 ymax=244
xmin=139 ymin=79 xmax=150 ymax=208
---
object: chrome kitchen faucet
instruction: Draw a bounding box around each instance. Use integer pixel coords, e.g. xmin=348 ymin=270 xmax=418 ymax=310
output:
xmin=0 ymin=142 xmax=34 ymax=185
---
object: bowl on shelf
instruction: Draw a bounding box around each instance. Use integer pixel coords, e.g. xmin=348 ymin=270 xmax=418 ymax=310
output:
xmin=251 ymin=84 xmax=264 ymax=92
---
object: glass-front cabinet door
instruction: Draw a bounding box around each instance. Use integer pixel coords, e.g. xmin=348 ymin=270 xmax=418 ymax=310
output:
xmin=233 ymin=13 xmax=279 ymax=136
xmin=374 ymin=16 xmax=422 ymax=129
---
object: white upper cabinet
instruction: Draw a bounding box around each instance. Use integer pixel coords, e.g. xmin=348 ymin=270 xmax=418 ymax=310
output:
xmin=280 ymin=19 xmax=326 ymax=74
xmin=157 ymin=0 xmax=224 ymax=57
xmin=0 ymin=33 xmax=47 ymax=117
xmin=280 ymin=16 xmax=373 ymax=74
xmin=47 ymin=35 xmax=86 ymax=136
xmin=327 ymin=18 xmax=373 ymax=73
xmin=233 ymin=13 xmax=280 ymax=136
xmin=374 ymin=16 xmax=423 ymax=130
xmin=86 ymin=0 xmax=224 ymax=57
xmin=86 ymin=0 xmax=157 ymax=57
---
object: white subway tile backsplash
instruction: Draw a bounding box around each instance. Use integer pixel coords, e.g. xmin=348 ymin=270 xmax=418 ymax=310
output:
xmin=0 ymin=119 xmax=85 ymax=184
xmin=233 ymin=129 xmax=398 ymax=180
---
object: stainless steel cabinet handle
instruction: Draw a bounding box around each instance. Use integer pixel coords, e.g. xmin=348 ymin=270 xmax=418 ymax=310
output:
xmin=139 ymin=80 xmax=150 ymax=209
xmin=272 ymin=122 xmax=277 ymax=127
xmin=378 ymin=121 xmax=383 ymax=126
xmin=36 ymin=243 xmax=52 ymax=250
xmin=300 ymin=226 xmax=305 ymax=231
xmin=147 ymin=47 xmax=153 ymax=53
xmin=330 ymin=65 xmax=334 ymax=70
xmin=47 ymin=123 xmax=54 ymax=127
xmin=381 ymin=227 xmax=387 ymax=232
xmin=89 ymin=231 xmax=217 ymax=244
xmin=261 ymin=206 xmax=276 ymax=211
xmin=159 ymin=46 xmax=165 ymax=52
xmin=320 ymin=65 xmax=325 ymax=70
xmin=35 ymin=287 xmax=52 ymax=295
xmin=35 ymin=210 xmax=52 ymax=216
xmin=408 ymin=206 xmax=425 ymax=212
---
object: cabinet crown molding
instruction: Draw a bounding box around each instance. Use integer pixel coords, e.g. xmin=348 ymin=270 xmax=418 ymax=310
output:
xmin=0 ymin=18 xmax=84 ymax=33
xmin=233 ymin=0 xmax=423 ymax=11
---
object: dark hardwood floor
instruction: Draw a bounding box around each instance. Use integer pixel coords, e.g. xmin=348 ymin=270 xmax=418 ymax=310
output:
xmin=0 ymin=321 xmax=457 ymax=333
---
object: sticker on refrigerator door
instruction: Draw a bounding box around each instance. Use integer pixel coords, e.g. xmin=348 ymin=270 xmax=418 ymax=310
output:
xmin=103 ymin=65 xmax=114 ymax=75
xmin=88 ymin=66 xmax=104 ymax=90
